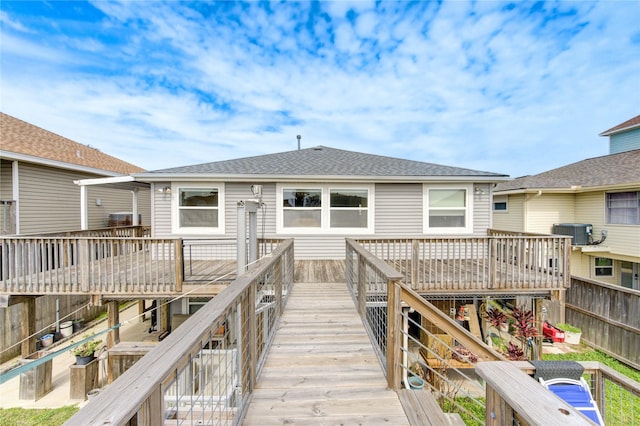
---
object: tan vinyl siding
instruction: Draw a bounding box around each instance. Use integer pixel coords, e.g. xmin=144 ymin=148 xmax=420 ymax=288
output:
xmin=0 ymin=160 xmax=12 ymax=200
xmin=85 ymin=186 xmax=151 ymax=229
xmin=577 ymin=191 xmax=640 ymax=258
xmin=18 ymin=163 xmax=87 ymax=233
xmin=375 ymin=183 xmax=422 ymax=235
xmin=492 ymin=194 xmax=525 ymax=232
xmin=527 ymin=194 xmax=575 ymax=234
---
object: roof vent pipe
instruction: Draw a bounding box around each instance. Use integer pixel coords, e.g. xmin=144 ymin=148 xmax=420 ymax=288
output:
xmin=297 ymin=134 xmax=301 ymax=150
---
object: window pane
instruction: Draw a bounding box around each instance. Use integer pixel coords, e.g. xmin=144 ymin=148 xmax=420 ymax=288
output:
xmin=330 ymin=210 xmax=368 ymax=228
xmin=283 ymin=210 xmax=321 ymax=227
xmin=330 ymin=190 xmax=368 ymax=208
xmin=595 ymin=267 xmax=613 ymax=277
xmin=180 ymin=210 xmax=218 ymax=227
xmin=283 ymin=190 xmax=321 ymax=207
xmin=607 ymin=192 xmax=639 ymax=225
xmin=180 ymin=189 xmax=218 ymax=207
xmin=430 ymin=189 xmax=465 ymax=208
xmin=595 ymin=258 xmax=613 ymax=267
xmin=493 ymin=202 xmax=507 ymax=211
xmin=429 ymin=210 xmax=465 ymax=227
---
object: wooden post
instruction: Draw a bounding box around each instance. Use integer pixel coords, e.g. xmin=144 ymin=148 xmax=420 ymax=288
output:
xmin=107 ymin=301 xmax=120 ymax=348
xmin=161 ymin=299 xmax=170 ymax=333
xmin=138 ymin=300 xmax=145 ymax=323
xmin=174 ymin=239 xmax=183 ymax=292
xmin=534 ymin=298 xmax=543 ymax=360
xmin=21 ymin=297 xmax=36 ymax=357
xmin=357 ymin=256 xmax=366 ymax=317
xmin=411 ymin=239 xmax=419 ymax=288
xmin=79 ymin=239 xmax=90 ymax=292
xmin=386 ymin=281 xmax=401 ymax=390
xmin=275 ymin=257 xmax=283 ymax=319
xmin=248 ymin=284 xmax=257 ymax=390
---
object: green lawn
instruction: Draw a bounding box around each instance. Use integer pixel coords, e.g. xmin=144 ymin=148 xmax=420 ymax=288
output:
xmin=0 ymin=406 xmax=79 ymax=426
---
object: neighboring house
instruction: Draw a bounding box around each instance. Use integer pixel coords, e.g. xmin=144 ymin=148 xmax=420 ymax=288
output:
xmin=130 ymin=145 xmax=510 ymax=259
xmin=0 ymin=112 xmax=151 ymax=362
xmin=600 ymin=114 xmax=640 ymax=154
xmin=493 ymin=116 xmax=640 ymax=289
xmin=0 ymin=112 xmax=150 ymax=234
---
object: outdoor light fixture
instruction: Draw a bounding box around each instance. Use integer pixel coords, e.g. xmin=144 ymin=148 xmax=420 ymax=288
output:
xmin=157 ymin=186 xmax=171 ymax=194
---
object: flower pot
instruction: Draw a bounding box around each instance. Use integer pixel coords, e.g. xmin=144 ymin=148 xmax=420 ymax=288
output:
xmin=40 ymin=334 xmax=54 ymax=347
xmin=60 ymin=321 xmax=73 ymax=338
xmin=408 ymin=375 xmax=424 ymax=390
xmin=72 ymin=320 xmax=84 ymax=333
xmin=75 ymin=355 xmax=96 ymax=366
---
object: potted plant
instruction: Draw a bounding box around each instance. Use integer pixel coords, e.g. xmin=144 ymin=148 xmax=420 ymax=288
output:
xmin=556 ymin=323 xmax=582 ymax=345
xmin=72 ymin=335 xmax=102 ymax=365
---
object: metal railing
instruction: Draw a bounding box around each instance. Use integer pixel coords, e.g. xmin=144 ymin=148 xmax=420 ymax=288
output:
xmin=347 ymin=238 xmax=640 ymax=425
xmin=65 ymin=238 xmax=294 ymax=426
xmin=356 ymin=230 xmax=571 ymax=294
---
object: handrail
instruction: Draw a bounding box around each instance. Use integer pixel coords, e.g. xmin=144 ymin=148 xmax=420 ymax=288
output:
xmin=65 ymin=238 xmax=294 ymax=425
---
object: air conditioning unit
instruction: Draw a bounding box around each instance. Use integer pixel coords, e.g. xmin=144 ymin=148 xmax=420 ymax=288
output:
xmin=552 ymin=223 xmax=592 ymax=245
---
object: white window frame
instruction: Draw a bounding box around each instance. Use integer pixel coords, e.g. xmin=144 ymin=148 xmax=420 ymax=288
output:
xmin=493 ymin=195 xmax=508 ymax=212
xmin=423 ymin=184 xmax=473 ymax=234
xmin=276 ymin=183 xmax=374 ymax=234
xmin=594 ymin=257 xmax=614 ymax=278
xmin=171 ymin=183 xmax=225 ymax=234
xmin=605 ymin=191 xmax=640 ymax=225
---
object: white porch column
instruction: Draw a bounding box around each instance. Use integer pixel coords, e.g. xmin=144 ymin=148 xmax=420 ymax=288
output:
xmin=80 ymin=184 xmax=88 ymax=230
xmin=132 ymin=188 xmax=140 ymax=225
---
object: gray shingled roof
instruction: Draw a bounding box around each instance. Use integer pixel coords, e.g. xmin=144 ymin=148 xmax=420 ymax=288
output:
xmin=143 ymin=146 xmax=507 ymax=178
xmin=599 ymin=114 xmax=640 ymax=136
xmin=494 ymin=149 xmax=640 ymax=192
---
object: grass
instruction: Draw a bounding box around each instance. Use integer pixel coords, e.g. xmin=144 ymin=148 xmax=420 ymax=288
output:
xmin=0 ymin=406 xmax=79 ymax=426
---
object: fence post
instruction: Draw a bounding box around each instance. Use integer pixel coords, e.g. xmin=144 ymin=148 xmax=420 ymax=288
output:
xmin=174 ymin=239 xmax=183 ymax=292
xmin=386 ymin=280 xmax=401 ymax=390
xmin=411 ymin=239 xmax=419 ymax=288
xmin=79 ymin=239 xmax=90 ymax=292
xmin=357 ymin=255 xmax=366 ymax=317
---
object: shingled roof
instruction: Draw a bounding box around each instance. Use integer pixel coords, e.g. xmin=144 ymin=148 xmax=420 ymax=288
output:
xmin=141 ymin=146 xmax=507 ymax=180
xmin=494 ymin=149 xmax=640 ymax=192
xmin=599 ymin=114 xmax=640 ymax=136
xmin=0 ymin=112 xmax=144 ymax=175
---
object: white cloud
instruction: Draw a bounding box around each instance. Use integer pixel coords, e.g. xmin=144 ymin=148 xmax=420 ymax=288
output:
xmin=1 ymin=1 xmax=638 ymax=176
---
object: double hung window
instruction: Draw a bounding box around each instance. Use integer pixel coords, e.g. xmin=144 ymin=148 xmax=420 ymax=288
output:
xmin=172 ymin=184 xmax=225 ymax=234
xmin=424 ymin=185 xmax=473 ymax=233
xmin=606 ymin=191 xmax=640 ymax=225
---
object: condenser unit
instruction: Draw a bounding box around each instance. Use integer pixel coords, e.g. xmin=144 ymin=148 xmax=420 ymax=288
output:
xmin=552 ymin=223 xmax=592 ymax=245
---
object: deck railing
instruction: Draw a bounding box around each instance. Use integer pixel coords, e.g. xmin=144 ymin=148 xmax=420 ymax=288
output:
xmin=0 ymin=233 xmax=288 ymax=295
xmin=356 ymin=230 xmax=571 ymax=294
xmin=15 ymin=225 xmax=151 ymax=238
xmin=346 ymin=238 xmax=640 ymax=424
xmin=64 ymin=238 xmax=294 ymax=426
xmin=1 ymin=237 xmax=182 ymax=294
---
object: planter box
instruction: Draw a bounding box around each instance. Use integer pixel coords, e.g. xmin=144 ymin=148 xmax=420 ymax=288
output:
xmin=563 ymin=331 xmax=582 ymax=345
xmin=19 ymin=351 xmax=52 ymax=401
xmin=70 ymin=357 xmax=99 ymax=400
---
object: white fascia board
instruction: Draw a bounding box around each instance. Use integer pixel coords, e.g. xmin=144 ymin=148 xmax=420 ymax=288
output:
xmin=0 ymin=150 xmax=122 ymax=177
xmin=495 ymin=182 xmax=640 ymax=196
xmin=74 ymin=175 xmax=137 ymax=186
xmin=133 ymin=173 xmax=510 ymax=184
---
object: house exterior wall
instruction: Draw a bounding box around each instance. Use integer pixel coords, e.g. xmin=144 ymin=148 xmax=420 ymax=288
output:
xmin=14 ymin=162 xmax=150 ymax=234
xmin=609 ymin=128 xmax=640 ymax=154
xmin=151 ymin=181 xmax=494 ymax=259
xmin=527 ymin=193 xmax=575 ymax=234
xmin=493 ymin=188 xmax=639 ymax=288
xmin=492 ymin=194 xmax=525 ymax=232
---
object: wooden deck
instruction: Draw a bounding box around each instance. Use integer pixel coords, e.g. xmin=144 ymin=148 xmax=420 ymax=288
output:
xmin=243 ymin=281 xmax=409 ymax=425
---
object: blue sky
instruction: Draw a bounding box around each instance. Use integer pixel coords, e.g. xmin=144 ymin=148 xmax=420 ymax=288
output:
xmin=1 ymin=1 xmax=638 ymax=177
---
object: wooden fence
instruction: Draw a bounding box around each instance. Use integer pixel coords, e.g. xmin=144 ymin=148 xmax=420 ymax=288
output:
xmin=566 ymin=276 xmax=640 ymax=369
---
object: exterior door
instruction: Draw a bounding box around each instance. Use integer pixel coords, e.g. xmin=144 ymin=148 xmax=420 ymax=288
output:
xmin=620 ymin=261 xmax=639 ymax=290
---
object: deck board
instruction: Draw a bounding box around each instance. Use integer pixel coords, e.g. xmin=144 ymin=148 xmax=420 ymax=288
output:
xmin=243 ymin=281 xmax=409 ymax=425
